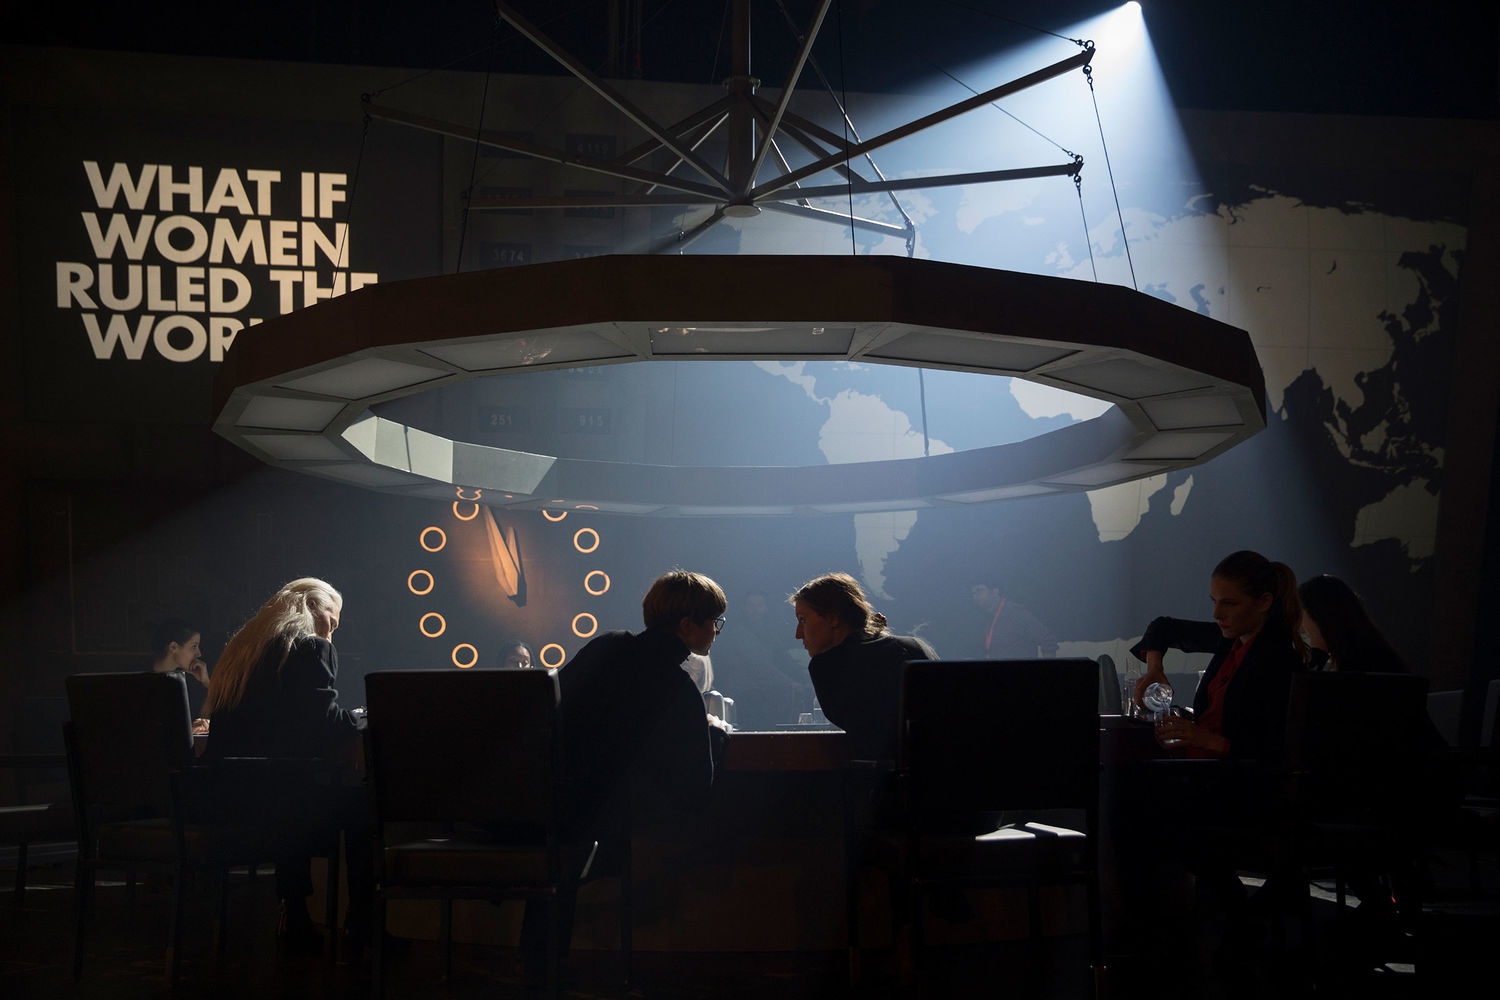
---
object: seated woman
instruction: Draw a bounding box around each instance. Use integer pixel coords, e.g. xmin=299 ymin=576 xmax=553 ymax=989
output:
xmin=202 ymin=577 xmax=365 ymax=954
xmin=146 ymin=617 xmax=210 ymax=726
xmin=1131 ymin=549 xmax=1308 ymax=762
xmin=1124 ymin=550 xmax=1310 ymax=946
xmin=501 ymin=640 xmax=533 ymax=669
xmin=1297 ymin=574 xmax=1408 ymax=673
xmin=791 ymin=572 xmax=936 ymax=761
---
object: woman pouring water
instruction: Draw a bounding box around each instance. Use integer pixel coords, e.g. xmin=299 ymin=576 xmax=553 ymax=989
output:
xmin=1129 ymin=550 xmax=1309 ymax=760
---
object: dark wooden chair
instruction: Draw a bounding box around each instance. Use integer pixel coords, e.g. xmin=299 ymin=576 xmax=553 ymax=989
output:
xmin=2 ymin=695 xmax=75 ymax=903
xmin=853 ymin=658 xmax=1103 ymax=996
xmin=65 ymin=672 xmax=321 ymax=985
xmin=364 ymin=668 xmax=631 ymax=1000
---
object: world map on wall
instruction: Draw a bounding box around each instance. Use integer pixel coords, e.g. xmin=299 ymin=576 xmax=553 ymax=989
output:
xmin=682 ymin=183 xmax=1464 ymax=670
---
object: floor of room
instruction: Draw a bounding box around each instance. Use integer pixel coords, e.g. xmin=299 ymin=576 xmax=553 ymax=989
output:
xmin=2 ymin=846 xmax=1496 ymax=998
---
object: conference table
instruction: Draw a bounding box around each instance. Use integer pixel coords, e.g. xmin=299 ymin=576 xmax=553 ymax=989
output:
xmin=370 ymin=720 xmax=1177 ymax=955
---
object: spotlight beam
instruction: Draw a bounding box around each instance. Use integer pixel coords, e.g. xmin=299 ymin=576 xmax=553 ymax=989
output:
xmin=748 ymin=0 xmax=834 ymax=190
xmin=749 ymin=47 xmax=1094 ymax=200
xmin=363 ymin=100 xmax=724 ymax=199
xmin=494 ymin=1 xmax=732 ymax=193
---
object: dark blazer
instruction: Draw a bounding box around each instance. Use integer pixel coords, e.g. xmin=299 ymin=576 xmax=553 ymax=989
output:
xmin=205 ymin=635 xmax=359 ymax=760
xmin=557 ymin=627 xmax=720 ymax=826
xmin=809 ymin=631 xmax=938 ymax=761
xmin=1131 ymin=617 xmax=1304 ymax=765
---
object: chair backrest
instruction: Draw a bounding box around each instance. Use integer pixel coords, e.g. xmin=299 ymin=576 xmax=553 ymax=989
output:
xmin=1285 ymin=671 xmax=1429 ymax=814
xmin=1097 ymin=655 xmax=1121 ymax=714
xmin=65 ymin=671 xmax=194 ymax=819
xmin=900 ymin=659 xmax=1099 ymax=825
xmin=364 ymin=668 xmax=562 ymax=827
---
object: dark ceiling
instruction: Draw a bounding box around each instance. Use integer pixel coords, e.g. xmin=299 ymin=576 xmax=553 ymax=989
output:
xmin=5 ymin=0 xmax=1497 ymax=120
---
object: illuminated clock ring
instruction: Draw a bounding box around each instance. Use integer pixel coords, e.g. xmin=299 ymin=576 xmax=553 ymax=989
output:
xmin=419 ymin=527 xmax=447 ymax=552
xmin=456 ymin=487 xmax=483 ymax=501
xmin=538 ymin=643 xmax=566 ymax=669
xmin=573 ymin=528 xmax=600 ymax=554
xmin=542 ymin=509 xmax=568 ymax=522
xmin=419 ymin=612 xmax=447 ymax=637
xmin=571 ymin=613 xmax=598 ymax=638
xmin=584 ymin=570 xmax=610 ymax=596
xmin=451 ymin=643 xmax=479 ymax=668
xmin=452 ymin=501 xmax=479 ymax=521
xmin=407 ymin=570 xmax=435 ymax=595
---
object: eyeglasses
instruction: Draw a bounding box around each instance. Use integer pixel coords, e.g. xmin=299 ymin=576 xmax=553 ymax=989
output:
xmin=711 ymin=616 xmax=726 ymax=633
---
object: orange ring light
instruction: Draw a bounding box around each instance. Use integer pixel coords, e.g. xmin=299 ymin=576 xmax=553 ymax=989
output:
xmin=452 ymin=501 xmax=479 ymax=521
xmin=456 ymin=487 xmax=483 ymax=501
xmin=542 ymin=509 xmax=568 ymax=522
xmin=584 ymin=570 xmax=611 ymax=596
xmin=571 ymin=613 xmax=598 ymax=638
xmin=539 ymin=643 xmax=566 ymax=669
xmin=573 ymin=528 xmax=600 ymax=554
xmin=452 ymin=643 xmax=479 ymax=668
xmin=420 ymin=526 xmax=447 ymax=552
xmin=419 ymin=612 xmax=447 ymax=638
xmin=574 ymin=504 xmax=599 ymax=510
xmin=407 ymin=570 xmax=435 ymax=596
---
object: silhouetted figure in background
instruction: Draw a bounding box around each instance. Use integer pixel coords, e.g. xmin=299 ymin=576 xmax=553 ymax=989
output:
xmin=970 ymin=581 xmax=1057 ymax=659
xmin=145 ymin=617 xmax=210 ymax=722
xmin=501 ymin=640 xmax=532 ymax=669
xmin=711 ymin=589 xmax=810 ymax=729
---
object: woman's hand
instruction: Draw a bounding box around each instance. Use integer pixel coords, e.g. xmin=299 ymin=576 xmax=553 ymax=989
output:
xmin=1155 ymin=715 xmax=1228 ymax=755
xmin=185 ymin=658 xmax=210 ymax=686
xmin=1132 ymin=651 xmax=1167 ymax=709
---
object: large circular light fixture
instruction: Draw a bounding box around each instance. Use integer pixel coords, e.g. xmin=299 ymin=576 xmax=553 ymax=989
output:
xmin=213 ymin=254 xmax=1265 ymax=515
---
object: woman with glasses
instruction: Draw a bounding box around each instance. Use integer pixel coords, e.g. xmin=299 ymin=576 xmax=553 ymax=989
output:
xmin=791 ymin=571 xmax=937 ymax=761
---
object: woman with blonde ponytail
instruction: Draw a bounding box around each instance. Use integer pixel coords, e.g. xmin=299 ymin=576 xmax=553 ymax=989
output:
xmin=203 ymin=577 xmax=362 ymax=952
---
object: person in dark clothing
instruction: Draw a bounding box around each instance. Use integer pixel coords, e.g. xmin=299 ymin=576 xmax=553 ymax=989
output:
xmin=203 ymin=577 xmax=365 ymax=955
xmin=970 ymin=582 xmax=1057 ymax=659
xmin=1297 ymin=574 xmax=1408 ymax=674
xmin=1122 ymin=551 xmax=1310 ymax=975
xmin=521 ymin=569 xmax=729 ymax=973
xmin=1131 ymin=550 xmax=1308 ymax=763
xmin=792 ymin=572 xmax=937 ymax=762
xmin=145 ymin=617 xmax=210 ymax=722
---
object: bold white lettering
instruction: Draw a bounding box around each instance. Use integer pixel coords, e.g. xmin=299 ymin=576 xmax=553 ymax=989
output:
xmin=300 ymin=172 xmax=315 ymax=218
xmin=146 ymin=266 xmax=176 ymax=311
xmin=350 ymin=272 xmax=378 ymax=293
xmin=82 ymin=161 xmax=156 ymax=210
xmin=301 ymin=269 xmax=346 ymax=307
xmin=245 ymin=170 xmax=280 ymax=215
xmin=153 ymin=215 xmax=209 ymax=264
xmin=300 ymin=221 xmax=346 ymax=267
xmin=81 ymin=212 xmax=154 ymax=259
xmin=209 ymin=218 xmax=267 ymax=265
xmin=209 ymin=267 xmax=252 ymax=312
xmin=156 ymin=165 xmax=203 ymax=212
xmin=176 ymin=267 xmax=205 ymax=313
xmin=97 ymin=263 xmax=142 ymax=310
xmin=268 ymin=220 xmax=297 ymax=266
xmin=204 ymin=168 xmax=253 ymax=215
xmin=319 ymin=173 xmax=346 ymax=219
xmin=82 ymin=313 xmax=153 ymax=360
xmin=210 ymin=317 xmax=243 ymax=361
xmin=153 ymin=315 xmax=207 ymax=362
xmin=56 ymin=262 xmax=96 ymax=308
xmin=268 ymin=269 xmax=302 ymax=314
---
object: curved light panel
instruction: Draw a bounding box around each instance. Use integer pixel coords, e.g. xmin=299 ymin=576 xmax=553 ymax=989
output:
xmin=213 ymin=255 xmax=1266 ymax=516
